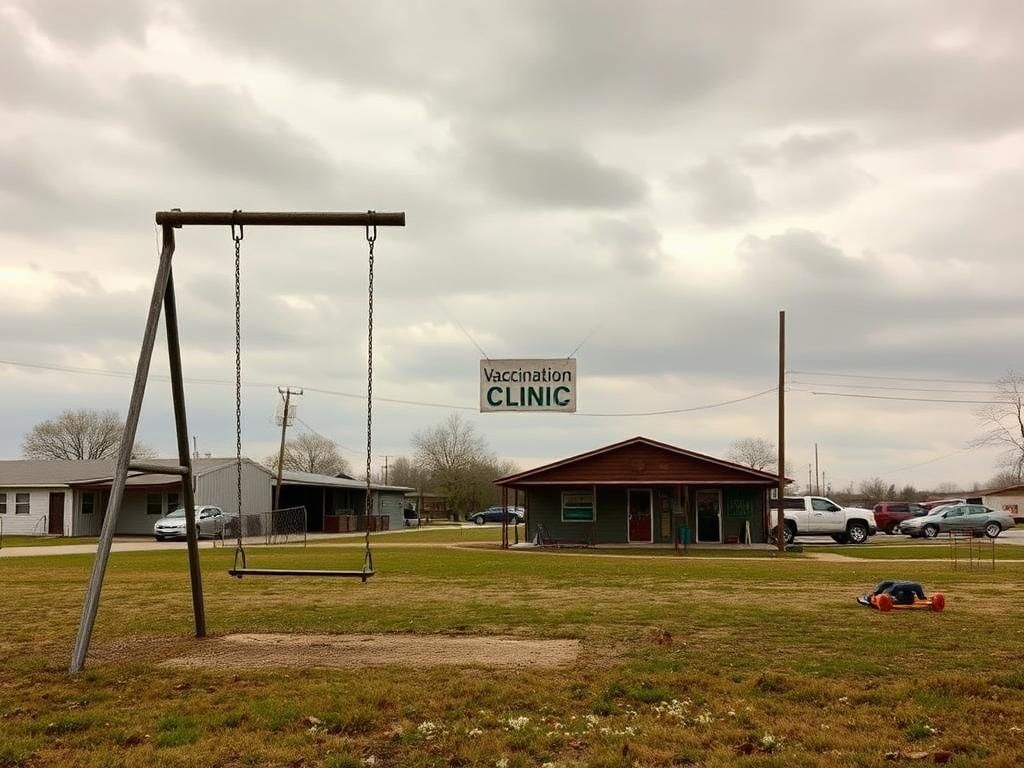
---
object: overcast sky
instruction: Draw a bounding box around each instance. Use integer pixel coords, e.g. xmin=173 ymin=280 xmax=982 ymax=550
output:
xmin=1 ymin=1 xmax=1021 ymax=491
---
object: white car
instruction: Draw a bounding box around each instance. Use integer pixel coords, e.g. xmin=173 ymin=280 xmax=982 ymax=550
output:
xmin=768 ymin=496 xmax=878 ymax=545
xmin=154 ymin=505 xmax=233 ymax=540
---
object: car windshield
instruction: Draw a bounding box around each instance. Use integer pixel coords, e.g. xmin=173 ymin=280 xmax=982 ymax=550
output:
xmin=165 ymin=508 xmax=187 ymax=519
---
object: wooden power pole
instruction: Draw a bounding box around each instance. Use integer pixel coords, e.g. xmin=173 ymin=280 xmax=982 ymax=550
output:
xmin=776 ymin=310 xmax=786 ymax=552
xmin=274 ymin=386 xmax=303 ymax=510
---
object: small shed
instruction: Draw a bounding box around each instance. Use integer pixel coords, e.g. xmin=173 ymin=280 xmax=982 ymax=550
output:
xmin=981 ymin=484 xmax=1024 ymax=523
xmin=275 ymin=471 xmax=413 ymax=532
xmin=405 ymin=492 xmax=449 ymax=521
xmin=495 ymin=436 xmax=783 ymax=545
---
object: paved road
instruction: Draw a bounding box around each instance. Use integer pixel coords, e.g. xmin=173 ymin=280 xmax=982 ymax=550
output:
xmin=797 ymin=528 xmax=1024 ymax=547
xmin=0 ymin=525 xmax=494 ymax=559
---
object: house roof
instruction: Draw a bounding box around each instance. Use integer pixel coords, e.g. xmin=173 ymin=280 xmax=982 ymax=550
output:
xmin=277 ymin=469 xmax=412 ymax=493
xmin=495 ymin=436 xmax=789 ymax=486
xmin=981 ymin=483 xmax=1024 ymax=496
xmin=0 ymin=457 xmax=269 ymax=487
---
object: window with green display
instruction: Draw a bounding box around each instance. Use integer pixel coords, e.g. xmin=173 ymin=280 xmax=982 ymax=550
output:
xmin=561 ymin=491 xmax=594 ymax=522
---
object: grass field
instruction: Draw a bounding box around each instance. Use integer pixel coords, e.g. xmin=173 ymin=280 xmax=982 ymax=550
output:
xmin=812 ymin=543 xmax=1024 ymax=561
xmin=2 ymin=545 xmax=1023 ymax=767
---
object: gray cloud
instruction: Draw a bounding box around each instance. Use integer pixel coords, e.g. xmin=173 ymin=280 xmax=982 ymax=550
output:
xmin=1 ymin=1 xmax=1022 ymax=486
xmin=586 ymin=218 xmax=665 ymax=274
xmin=454 ymin=129 xmax=647 ymax=209
xmin=684 ymin=158 xmax=758 ymax=226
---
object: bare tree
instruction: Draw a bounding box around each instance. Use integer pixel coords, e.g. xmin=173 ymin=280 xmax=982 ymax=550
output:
xmin=265 ymin=433 xmax=351 ymax=476
xmin=985 ymin=469 xmax=1024 ymax=491
xmin=726 ymin=437 xmax=777 ymax=471
xmin=22 ymin=409 xmax=155 ymax=460
xmin=973 ymin=371 xmax=1024 ymax=481
xmin=412 ymin=414 xmax=487 ymax=477
xmin=413 ymin=414 xmax=510 ymax=517
xmin=858 ymin=477 xmax=894 ymax=505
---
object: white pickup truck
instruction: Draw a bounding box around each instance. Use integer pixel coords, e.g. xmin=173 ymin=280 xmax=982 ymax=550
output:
xmin=769 ymin=496 xmax=878 ymax=545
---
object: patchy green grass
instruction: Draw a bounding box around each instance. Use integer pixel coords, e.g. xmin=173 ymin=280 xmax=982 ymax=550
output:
xmin=0 ymin=535 xmax=97 ymax=548
xmin=812 ymin=542 xmax=1023 ymax=561
xmin=1 ymin=545 xmax=1023 ymax=766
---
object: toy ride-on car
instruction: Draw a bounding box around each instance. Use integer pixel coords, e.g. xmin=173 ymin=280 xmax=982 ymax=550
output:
xmin=857 ymin=581 xmax=945 ymax=612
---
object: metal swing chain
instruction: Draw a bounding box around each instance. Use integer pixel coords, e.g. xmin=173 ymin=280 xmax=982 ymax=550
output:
xmin=363 ymin=212 xmax=376 ymax=573
xmin=232 ymin=213 xmax=245 ymax=569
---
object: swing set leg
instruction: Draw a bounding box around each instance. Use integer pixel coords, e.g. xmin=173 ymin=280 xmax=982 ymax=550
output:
xmin=70 ymin=225 xmax=207 ymax=673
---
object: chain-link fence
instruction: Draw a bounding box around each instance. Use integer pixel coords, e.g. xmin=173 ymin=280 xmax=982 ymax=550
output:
xmin=219 ymin=506 xmax=307 ymax=547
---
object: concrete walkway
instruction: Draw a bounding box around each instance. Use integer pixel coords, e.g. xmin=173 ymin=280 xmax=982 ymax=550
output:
xmin=0 ymin=525 xmax=490 ymax=559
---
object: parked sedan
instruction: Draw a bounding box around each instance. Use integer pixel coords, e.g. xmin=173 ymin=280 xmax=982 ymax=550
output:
xmin=153 ymin=505 xmax=233 ymax=540
xmin=468 ymin=506 xmax=525 ymax=525
xmin=900 ymin=503 xmax=1015 ymax=539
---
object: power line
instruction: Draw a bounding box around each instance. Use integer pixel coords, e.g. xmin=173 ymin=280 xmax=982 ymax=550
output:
xmin=875 ymin=449 xmax=968 ymax=477
xmin=803 ymin=390 xmax=1000 ymax=405
xmin=2 ymin=357 xmax=781 ymax=419
xmin=789 ymin=369 xmax=995 ymax=385
xmin=790 ymin=380 xmax=1000 ymax=395
xmin=576 ymin=387 xmax=777 ymax=417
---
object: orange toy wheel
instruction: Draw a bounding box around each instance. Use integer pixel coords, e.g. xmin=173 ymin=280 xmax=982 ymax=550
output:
xmin=876 ymin=594 xmax=894 ymax=612
xmin=930 ymin=593 xmax=945 ymax=612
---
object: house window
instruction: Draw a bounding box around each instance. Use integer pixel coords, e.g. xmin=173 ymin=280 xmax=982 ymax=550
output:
xmin=167 ymin=493 xmax=180 ymax=512
xmin=0 ymin=493 xmax=6 ymax=514
xmin=82 ymin=493 xmax=96 ymax=515
xmin=146 ymin=493 xmax=163 ymax=515
xmin=561 ymin=491 xmax=595 ymax=523
xmin=15 ymin=493 xmax=30 ymax=515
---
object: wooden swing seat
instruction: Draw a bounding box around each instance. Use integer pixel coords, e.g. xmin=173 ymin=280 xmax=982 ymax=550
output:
xmin=228 ymin=567 xmax=374 ymax=581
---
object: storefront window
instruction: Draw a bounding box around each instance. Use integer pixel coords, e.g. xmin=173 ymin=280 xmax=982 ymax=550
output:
xmin=561 ymin=491 xmax=594 ymax=522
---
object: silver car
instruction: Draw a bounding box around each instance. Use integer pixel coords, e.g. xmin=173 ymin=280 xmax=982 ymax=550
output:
xmin=901 ymin=503 xmax=1015 ymax=539
xmin=153 ymin=505 xmax=232 ymax=540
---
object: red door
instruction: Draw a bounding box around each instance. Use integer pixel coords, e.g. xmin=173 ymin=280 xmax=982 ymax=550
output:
xmin=628 ymin=490 xmax=652 ymax=542
xmin=48 ymin=492 xmax=65 ymax=536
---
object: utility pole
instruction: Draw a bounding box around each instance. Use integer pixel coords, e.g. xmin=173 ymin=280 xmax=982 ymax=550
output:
xmin=776 ymin=310 xmax=786 ymax=552
xmin=274 ymin=386 xmax=303 ymax=510
xmin=807 ymin=464 xmax=812 ymax=495
xmin=380 ymin=455 xmax=391 ymax=485
xmin=192 ymin=435 xmax=199 ymax=460
xmin=814 ymin=442 xmax=820 ymax=495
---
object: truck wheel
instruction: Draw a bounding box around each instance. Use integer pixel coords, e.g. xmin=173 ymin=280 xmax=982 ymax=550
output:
xmin=846 ymin=522 xmax=869 ymax=544
xmin=923 ymin=524 xmax=939 ymax=539
xmin=783 ymin=523 xmax=795 ymax=546
xmin=885 ymin=522 xmax=900 ymax=535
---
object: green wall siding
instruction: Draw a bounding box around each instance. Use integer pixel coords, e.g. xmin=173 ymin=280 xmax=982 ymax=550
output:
xmin=527 ymin=484 xmax=766 ymax=544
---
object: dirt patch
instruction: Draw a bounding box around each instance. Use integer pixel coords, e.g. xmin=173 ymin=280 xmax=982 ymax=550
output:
xmin=154 ymin=633 xmax=580 ymax=670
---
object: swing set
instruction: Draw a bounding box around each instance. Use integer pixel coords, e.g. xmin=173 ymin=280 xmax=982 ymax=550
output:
xmin=70 ymin=209 xmax=405 ymax=673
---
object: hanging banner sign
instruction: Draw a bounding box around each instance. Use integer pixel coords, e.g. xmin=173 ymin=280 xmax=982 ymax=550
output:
xmin=480 ymin=358 xmax=577 ymax=413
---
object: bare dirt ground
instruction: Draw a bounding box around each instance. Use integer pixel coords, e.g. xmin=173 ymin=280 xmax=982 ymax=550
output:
xmin=140 ymin=633 xmax=581 ymax=670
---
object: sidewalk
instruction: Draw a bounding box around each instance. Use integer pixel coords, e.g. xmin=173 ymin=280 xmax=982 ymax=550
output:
xmin=0 ymin=525 xmax=487 ymax=559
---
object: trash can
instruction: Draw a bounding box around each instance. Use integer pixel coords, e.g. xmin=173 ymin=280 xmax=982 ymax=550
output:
xmin=677 ymin=526 xmax=690 ymax=545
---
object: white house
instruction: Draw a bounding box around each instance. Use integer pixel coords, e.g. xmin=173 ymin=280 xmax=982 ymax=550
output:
xmin=0 ymin=458 xmax=272 ymax=537
xmin=981 ymin=483 xmax=1024 ymax=523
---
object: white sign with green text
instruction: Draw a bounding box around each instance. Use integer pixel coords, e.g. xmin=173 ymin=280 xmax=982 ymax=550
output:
xmin=480 ymin=358 xmax=577 ymax=413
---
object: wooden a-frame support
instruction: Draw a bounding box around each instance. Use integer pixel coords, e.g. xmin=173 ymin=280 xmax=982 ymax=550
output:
xmin=70 ymin=211 xmax=404 ymax=673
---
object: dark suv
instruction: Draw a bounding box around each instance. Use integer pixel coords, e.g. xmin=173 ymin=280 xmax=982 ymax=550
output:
xmin=872 ymin=502 xmax=927 ymax=535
